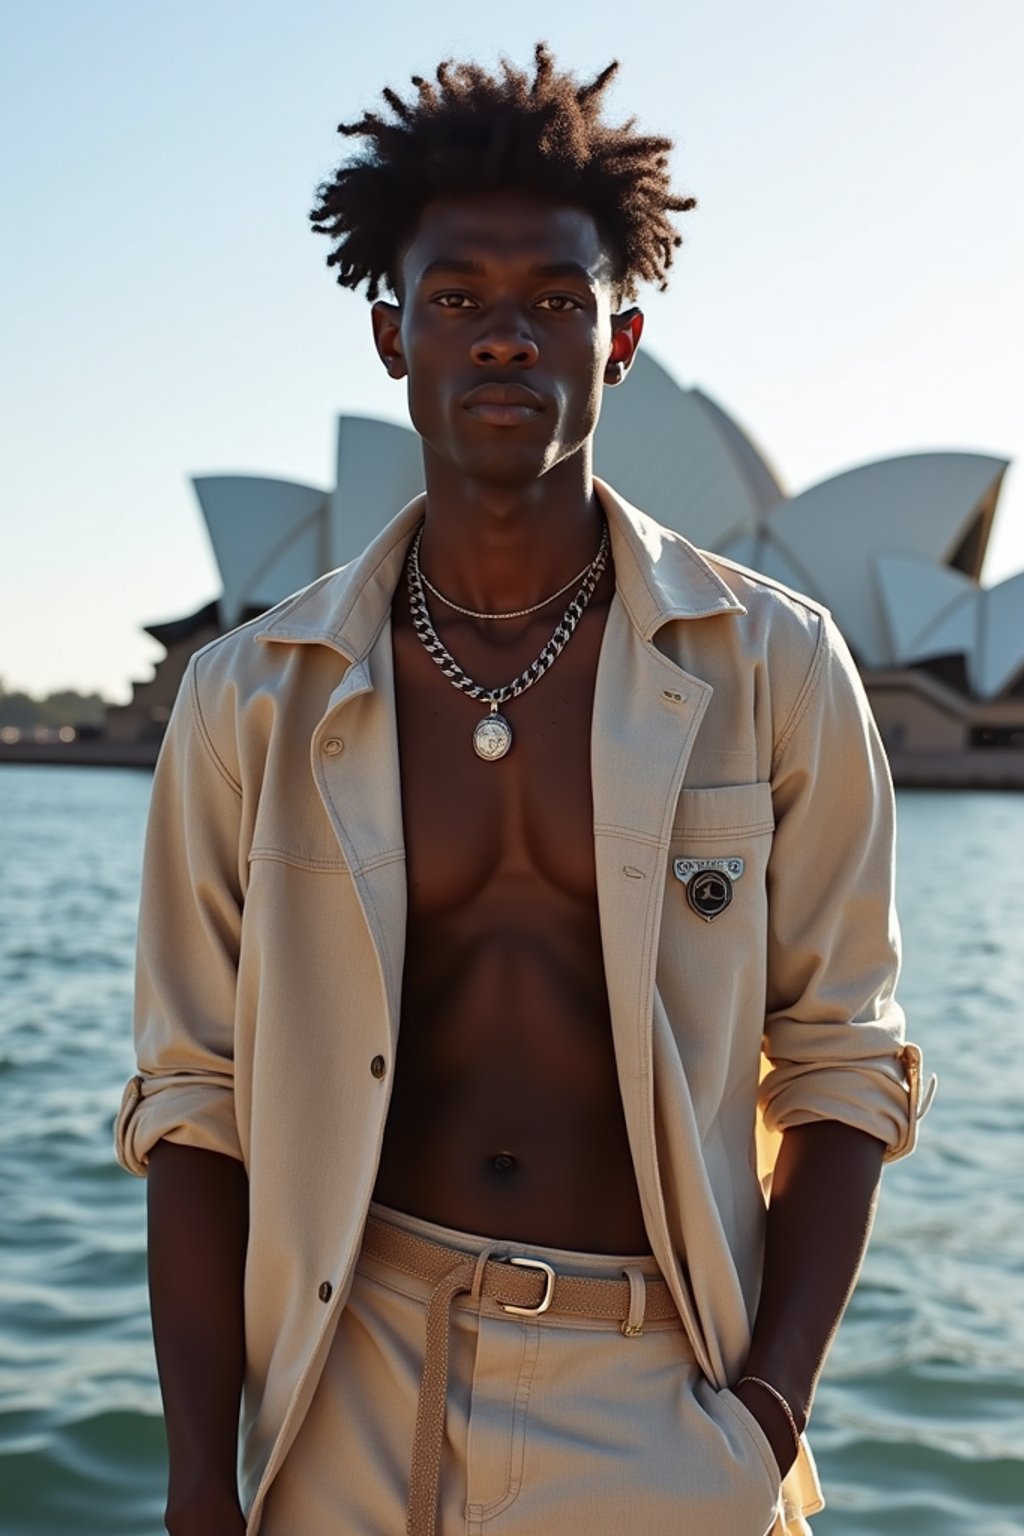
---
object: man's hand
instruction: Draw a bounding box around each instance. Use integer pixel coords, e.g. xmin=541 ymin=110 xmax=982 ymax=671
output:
xmin=739 ymin=1119 xmax=886 ymax=1474
xmin=732 ymin=1377 xmax=799 ymax=1480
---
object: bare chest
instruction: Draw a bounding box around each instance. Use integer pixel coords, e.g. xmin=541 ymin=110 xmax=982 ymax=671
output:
xmin=392 ymin=593 xmax=610 ymax=913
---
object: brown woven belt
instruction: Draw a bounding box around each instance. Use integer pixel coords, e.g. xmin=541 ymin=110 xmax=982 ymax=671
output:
xmin=361 ymin=1215 xmax=681 ymax=1536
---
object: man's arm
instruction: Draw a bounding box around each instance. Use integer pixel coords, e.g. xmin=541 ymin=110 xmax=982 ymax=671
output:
xmin=114 ymin=654 xmax=250 ymax=1530
xmin=734 ymin=1120 xmax=885 ymax=1476
xmin=148 ymin=1141 xmax=249 ymax=1535
xmin=740 ymin=612 xmax=932 ymax=1476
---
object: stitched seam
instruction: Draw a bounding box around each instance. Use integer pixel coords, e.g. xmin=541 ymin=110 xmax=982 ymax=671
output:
xmin=188 ymin=660 xmax=242 ymax=796
xmin=247 ymin=845 xmax=404 ymax=872
xmin=469 ymin=1321 xmax=538 ymax=1520
xmin=772 ymin=612 xmax=827 ymax=772
xmin=467 ymin=1321 xmax=529 ymax=1518
xmin=593 ymin=824 xmax=664 ymax=847
xmin=636 ymin=695 xmax=708 ymax=1045
xmin=248 ymin=848 xmax=350 ymax=871
xmin=319 ymin=777 xmax=399 ymax=987
xmin=359 ymin=848 xmax=406 ymax=872
xmin=670 ymin=821 xmax=775 ymax=839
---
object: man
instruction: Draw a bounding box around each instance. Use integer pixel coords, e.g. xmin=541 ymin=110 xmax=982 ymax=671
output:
xmin=116 ymin=45 xmax=931 ymax=1536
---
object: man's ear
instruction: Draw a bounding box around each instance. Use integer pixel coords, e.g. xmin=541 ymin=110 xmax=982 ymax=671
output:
xmin=604 ymin=307 xmax=644 ymax=386
xmin=371 ymin=299 xmax=407 ymax=380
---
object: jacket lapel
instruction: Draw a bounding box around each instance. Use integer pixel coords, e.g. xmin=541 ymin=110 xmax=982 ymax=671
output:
xmin=591 ymin=594 xmax=716 ymax=1365
xmin=257 ymin=499 xmax=425 ymax=1057
xmin=589 ymin=483 xmax=749 ymax=1378
xmin=311 ymin=618 xmax=407 ymax=1059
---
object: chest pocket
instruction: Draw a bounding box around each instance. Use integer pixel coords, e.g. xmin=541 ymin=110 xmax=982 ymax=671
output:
xmin=248 ymin=765 xmax=352 ymax=872
xmin=667 ymin=781 xmax=775 ymax=928
xmin=671 ymin=781 xmax=774 ymax=841
xmin=660 ymin=782 xmax=777 ymax=1076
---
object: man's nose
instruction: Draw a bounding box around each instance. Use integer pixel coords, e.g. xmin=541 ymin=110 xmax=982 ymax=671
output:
xmin=470 ymin=316 xmax=539 ymax=368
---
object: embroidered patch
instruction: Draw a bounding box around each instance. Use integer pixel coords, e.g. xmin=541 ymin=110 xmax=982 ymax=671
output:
xmin=673 ymin=857 xmax=744 ymax=922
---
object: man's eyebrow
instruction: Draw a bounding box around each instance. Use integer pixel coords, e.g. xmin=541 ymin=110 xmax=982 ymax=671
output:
xmin=530 ymin=261 xmax=597 ymax=283
xmin=418 ymin=259 xmax=486 ymax=280
xmin=417 ymin=258 xmax=598 ymax=283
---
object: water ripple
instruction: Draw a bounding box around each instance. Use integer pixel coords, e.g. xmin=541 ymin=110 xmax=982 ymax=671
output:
xmin=1 ymin=771 xmax=1022 ymax=1534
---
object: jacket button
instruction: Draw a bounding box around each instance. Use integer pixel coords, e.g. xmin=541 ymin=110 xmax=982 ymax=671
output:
xmin=370 ymin=1054 xmax=387 ymax=1079
xmin=322 ymin=737 xmax=344 ymax=756
xmin=317 ymin=1280 xmax=333 ymax=1303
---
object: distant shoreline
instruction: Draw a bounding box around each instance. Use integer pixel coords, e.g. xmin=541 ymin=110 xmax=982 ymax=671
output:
xmin=0 ymin=740 xmax=157 ymax=769
xmin=2 ymin=739 xmax=1023 ymax=789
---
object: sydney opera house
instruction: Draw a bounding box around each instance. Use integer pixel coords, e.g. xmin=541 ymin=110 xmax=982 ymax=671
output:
xmin=105 ymin=352 xmax=1023 ymax=785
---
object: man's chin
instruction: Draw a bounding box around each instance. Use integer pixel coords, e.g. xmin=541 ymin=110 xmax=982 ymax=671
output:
xmin=451 ymin=440 xmax=560 ymax=489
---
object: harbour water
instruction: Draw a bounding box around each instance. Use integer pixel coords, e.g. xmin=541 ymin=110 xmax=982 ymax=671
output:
xmin=1 ymin=766 xmax=1022 ymax=1535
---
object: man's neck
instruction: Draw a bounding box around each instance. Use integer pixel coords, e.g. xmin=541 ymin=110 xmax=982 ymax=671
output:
xmin=416 ymin=449 xmax=605 ymax=616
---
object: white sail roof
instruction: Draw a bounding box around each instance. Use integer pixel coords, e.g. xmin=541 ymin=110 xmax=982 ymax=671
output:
xmin=595 ymin=352 xmax=784 ymax=549
xmin=188 ymin=363 xmax=1019 ymax=697
xmin=192 ymin=476 xmax=328 ymax=628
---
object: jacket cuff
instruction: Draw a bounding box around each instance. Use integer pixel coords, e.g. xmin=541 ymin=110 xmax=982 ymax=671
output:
xmin=759 ymin=1042 xmax=936 ymax=1164
xmin=114 ymin=1072 xmax=244 ymax=1175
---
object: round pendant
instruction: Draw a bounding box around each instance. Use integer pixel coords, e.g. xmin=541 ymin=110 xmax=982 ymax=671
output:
xmin=473 ymin=712 xmax=513 ymax=761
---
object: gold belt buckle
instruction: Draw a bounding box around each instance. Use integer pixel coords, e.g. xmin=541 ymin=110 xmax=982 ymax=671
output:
xmin=498 ymin=1255 xmax=556 ymax=1316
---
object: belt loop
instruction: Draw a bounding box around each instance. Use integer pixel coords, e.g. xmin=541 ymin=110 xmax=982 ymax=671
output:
xmin=621 ymin=1264 xmax=646 ymax=1337
xmin=470 ymin=1241 xmax=505 ymax=1302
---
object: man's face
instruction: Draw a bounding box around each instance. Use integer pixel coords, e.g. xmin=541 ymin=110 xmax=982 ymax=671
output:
xmin=372 ymin=191 xmax=641 ymax=489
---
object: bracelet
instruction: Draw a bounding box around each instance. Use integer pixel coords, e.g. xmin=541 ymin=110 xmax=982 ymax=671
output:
xmin=735 ymin=1375 xmax=803 ymax=1457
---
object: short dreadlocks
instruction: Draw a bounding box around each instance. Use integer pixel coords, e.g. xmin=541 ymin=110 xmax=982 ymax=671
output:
xmin=309 ymin=43 xmax=696 ymax=303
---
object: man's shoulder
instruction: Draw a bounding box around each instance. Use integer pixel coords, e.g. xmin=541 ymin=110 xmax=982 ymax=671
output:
xmin=619 ymin=494 xmax=830 ymax=665
xmin=699 ymin=545 xmax=827 ymax=622
xmin=197 ymin=567 xmax=356 ymax=665
xmin=186 ymin=492 xmax=426 ymax=698
xmin=181 ymin=567 xmax=352 ymax=702
xmin=169 ymin=563 xmax=374 ymax=786
xmin=698 ymin=544 xmax=830 ymax=653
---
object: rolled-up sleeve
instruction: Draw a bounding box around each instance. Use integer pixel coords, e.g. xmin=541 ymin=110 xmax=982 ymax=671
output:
xmin=759 ymin=613 xmax=934 ymax=1163
xmin=115 ymin=652 xmax=245 ymax=1175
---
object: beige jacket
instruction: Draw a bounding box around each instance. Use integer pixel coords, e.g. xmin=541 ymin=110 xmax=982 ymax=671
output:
xmin=116 ymin=480 xmax=931 ymax=1533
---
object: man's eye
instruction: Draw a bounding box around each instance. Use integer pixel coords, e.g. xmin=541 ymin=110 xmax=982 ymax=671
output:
xmin=536 ymin=295 xmax=581 ymax=312
xmin=434 ymin=292 xmax=476 ymax=309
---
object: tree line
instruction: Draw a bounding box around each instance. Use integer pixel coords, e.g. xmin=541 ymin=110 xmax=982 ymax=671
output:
xmin=0 ymin=682 xmax=109 ymax=730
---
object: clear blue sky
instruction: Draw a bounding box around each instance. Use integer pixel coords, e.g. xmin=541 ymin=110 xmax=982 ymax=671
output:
xmin=3 ymin=0 xmax=1022 ymax=701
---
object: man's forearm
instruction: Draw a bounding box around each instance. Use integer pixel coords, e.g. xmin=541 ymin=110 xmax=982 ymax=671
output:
xmin=147 ymin=1140 xmax=249 ymax=1525
xmin=737 ymin=1120 xmax=886 ymax=1463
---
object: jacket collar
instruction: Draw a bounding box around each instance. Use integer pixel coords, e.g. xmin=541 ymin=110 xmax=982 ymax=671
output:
xmin=254 ymin=477 xmax=746 ymax=660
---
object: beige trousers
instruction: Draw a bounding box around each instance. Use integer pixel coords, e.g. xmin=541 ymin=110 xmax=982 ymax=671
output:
xmin=259 ymin=1202 xmax=782 ymax=1536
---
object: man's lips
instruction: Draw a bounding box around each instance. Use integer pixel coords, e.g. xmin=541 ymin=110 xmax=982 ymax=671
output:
xmin=462 ymin=382 xmax=545 ymax=426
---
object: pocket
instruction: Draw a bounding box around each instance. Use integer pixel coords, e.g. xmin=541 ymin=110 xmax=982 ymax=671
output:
xmin=465 ymin=1315 xmax=539 ymax=1520
xmin=248 ymin=777 xmax=352 ymax=872
xmin=716 ymin=1386 xmax=782 ymax=1497
xmin=661 ymin=784 xmax=774 ymax=1066
xmin=668 ymin=782 xmax=773 ymax=926
xmin=247 ymin=845 xmax=350 ymax=872
xmin=672 ymin=781 xmax=775 ymax=840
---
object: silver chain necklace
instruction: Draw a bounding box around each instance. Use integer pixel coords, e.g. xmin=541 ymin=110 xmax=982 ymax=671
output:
xmin=405 ymin=521 xmax=610 ymax=761
xmin=418 ymin=548 xmax=599 ymax=621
